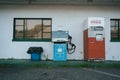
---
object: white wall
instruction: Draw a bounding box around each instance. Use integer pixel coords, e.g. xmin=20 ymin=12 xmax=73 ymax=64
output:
xmin=0 ymin=5 xmax=120 ymax=60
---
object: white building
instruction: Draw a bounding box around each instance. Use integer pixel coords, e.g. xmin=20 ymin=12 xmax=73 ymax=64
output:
xmin=0 ymin=0 xmax=120 ymax=61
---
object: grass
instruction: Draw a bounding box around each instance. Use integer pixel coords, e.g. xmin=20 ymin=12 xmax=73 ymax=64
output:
xmin=0 ymin=59 xmax=120 ymax=68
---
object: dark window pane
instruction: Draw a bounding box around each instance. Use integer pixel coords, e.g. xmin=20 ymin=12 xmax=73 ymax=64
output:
xmin=111 ymin=20 xmax=119 ymax=39
xmin=119 ymin=20 xmax=120 ymax=38
xmin=43 ymin=27 xmax=51 ymax=32
xmin=43 ymin=33 xmax=51 ymax=39
xmin=16 ymin=20 xmax=24 ymax=26
xmin=43 ymin=20 xmax=51 ymax=26
xmin=15 ymin=26 xmax=24 ymax=38
xmin=43 ymin=20 xmax=51 ymax=33
xmin=24 ymin=20 xmax=42 ymax=38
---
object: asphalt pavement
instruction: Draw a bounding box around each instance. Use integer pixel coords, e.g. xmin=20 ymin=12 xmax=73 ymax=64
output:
xmin=0 ymin=67 xmax=120 ymax=80
xmin=0 ymin=60 xmax=120 ymax=80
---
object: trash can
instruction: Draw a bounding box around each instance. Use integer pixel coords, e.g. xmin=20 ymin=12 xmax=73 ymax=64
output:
xmin=27 ymin=47 xmax=43 ymax=61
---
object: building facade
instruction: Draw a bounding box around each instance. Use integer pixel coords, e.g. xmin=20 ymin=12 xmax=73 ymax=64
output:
xmin=0 ymin=3 xmax=120 ymax=60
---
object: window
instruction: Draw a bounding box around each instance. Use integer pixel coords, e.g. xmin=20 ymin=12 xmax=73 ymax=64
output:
xmin=13 ymin=18 xmax=52 ymax=41
xmin=110 ymin=19 xmax=120 ymax=41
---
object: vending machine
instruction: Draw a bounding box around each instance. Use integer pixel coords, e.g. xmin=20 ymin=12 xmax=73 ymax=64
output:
xmin=83 ymin=17 xmax=105 ymax=61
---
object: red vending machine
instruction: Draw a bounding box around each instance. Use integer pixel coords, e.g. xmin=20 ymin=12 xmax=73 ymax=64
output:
xmin=83 ymin=17 xmax=105 ymax=61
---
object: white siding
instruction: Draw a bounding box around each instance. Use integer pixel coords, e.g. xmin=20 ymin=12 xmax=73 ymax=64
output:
xmin=0 ymin=5 xmax=120 ymax=60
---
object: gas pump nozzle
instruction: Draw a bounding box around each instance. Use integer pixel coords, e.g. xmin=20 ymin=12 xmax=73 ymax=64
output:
xmin=67 ymin=35 xmax=76 ymax=54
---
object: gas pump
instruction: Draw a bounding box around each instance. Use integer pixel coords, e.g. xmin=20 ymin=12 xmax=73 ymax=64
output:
xmin=83 ymin=17 xmax=105 ymax=61
xmin=52 ymin=30 xmax=76 ymax=61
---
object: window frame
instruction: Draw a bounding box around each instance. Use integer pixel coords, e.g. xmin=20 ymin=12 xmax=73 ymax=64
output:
xmin=110 ymin=19 xmax=120 ymax=42
xmin=13 ymin=18 xmax=52 ymax=42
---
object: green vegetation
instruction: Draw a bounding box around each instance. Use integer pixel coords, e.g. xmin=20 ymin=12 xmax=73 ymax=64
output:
xmin=0 ymin=59 xmax=120 ymax=68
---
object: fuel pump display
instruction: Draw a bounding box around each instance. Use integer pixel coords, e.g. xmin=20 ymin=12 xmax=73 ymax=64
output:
xmin=83 ymin=17 xmax=105 ymax=61
xmin=52 ymin=30 xmax=76 ymax=61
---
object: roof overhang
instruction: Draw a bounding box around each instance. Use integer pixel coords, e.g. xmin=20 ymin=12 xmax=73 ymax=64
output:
xmin=0 ymin=0 xmax=120 ymax=6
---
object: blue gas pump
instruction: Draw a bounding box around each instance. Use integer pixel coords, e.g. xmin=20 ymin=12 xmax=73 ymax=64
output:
xmin=52 ymin=30 xmax=76 ymax=61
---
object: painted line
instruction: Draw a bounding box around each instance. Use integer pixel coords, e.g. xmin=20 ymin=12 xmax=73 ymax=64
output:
xmin=83 ymin=68 xmax=120 ymax=78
